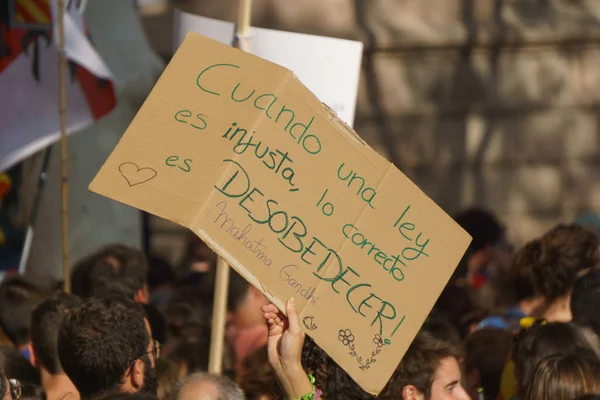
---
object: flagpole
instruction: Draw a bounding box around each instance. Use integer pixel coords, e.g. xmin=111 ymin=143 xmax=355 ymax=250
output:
xmin=58 ymin=0 xmax=71 ymax=293
xmin=18 ymin=148 xmax=52 ymax=274
xmin=207 ymin=0 xmax=252 ymax=376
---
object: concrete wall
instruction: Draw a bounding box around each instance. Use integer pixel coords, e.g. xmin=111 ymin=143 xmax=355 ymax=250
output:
xmin=25 ymin=0 xmax=164 ymax=277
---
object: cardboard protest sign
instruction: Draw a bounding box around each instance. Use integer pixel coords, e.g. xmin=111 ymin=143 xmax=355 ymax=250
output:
xmin=89 ymin=32 xmax=471 ymax=394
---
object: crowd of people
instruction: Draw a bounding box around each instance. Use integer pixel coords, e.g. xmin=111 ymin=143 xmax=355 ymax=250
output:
xmin=0 ymin=208 xmax=599 ymax=399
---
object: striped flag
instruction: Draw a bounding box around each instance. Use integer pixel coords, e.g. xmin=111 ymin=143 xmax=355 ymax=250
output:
xmin=0 ymin=0 xmax=116 ymax=172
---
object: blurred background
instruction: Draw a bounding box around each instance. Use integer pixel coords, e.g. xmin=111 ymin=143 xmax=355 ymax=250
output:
xmin=3 ymin=0 xmax=600 ymax=278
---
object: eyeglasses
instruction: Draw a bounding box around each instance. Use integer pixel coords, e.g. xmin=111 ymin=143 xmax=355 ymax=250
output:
xmin=149 ymin=339 xmax=161 ymax=361
xmin=126 ymin=340 xmax=161 ymax=377
xmin=8 ymin=379 xmax=21 ymax=400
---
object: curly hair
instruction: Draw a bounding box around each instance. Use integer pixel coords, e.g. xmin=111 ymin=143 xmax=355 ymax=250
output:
xmin=301 ymin=337 xmax=373 ymax=400
xmin=510 ymin=225 xmax=600 ymax=302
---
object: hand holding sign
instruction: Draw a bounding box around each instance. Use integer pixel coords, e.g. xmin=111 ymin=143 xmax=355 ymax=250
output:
xmin=89 ymin=33 xmax=471 ymax=394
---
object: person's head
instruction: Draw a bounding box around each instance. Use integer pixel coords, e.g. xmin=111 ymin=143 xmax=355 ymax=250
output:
xmin=538 ymin=224 xmax=600 ymax=302
xmin=238 ymin=346 xmax=281 ymax=400
xmin=58 ymin=295 xmax=158 ymax=399
xmin=227 ymin=271 xmax=268 ymax=329
xmin=382 ymin=330 xmax=470 ymax=400
xmin=510 ymin=226 xmax=600 ymax=321
xmin=29 ymin=293 xmax=81 ymax=375
xmin=0 ymin=346 xmax=39 ymax=385
xmin=168 ymin=372 xmax=244 ymax=400
xmin=464 ymin=328 xmax=512 ymax=399
xmin=526 ymin=353 xmax=600 ymax=400
xmin=146 ymin=255 xmax=174 ymax=307
xmin=571 ymin=269 xmax=600 ymax=336
xmin=453 ymin=208 xmax=503 ymax=280
xmin=72 ymin=245 xmax=149 ymax=303
xmin=508 ymin=240 xmax=546 ymax=311
xmin=512 ymin=321 xmax=598 ymax=399
xmin=0 ymin=274 xmax=61 ymax=348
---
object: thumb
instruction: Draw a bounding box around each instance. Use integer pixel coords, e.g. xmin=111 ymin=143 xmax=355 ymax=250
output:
xmin=286 ymin=297 xmax=301 ymax=334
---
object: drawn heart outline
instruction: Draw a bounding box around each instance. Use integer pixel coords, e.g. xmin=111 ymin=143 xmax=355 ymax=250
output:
xmin=118 ymin=162 xmax=157 ymax=187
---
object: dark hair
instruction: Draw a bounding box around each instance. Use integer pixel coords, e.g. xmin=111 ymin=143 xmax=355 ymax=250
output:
xmin=380 ymin=330 xmax=461 ymax=399
xmin=301 ymin=337 xmax=373 ymax=400
xmin=58 ymin=295 xmax=149 ymax=398
xmin=0 ymin=346 xmax=39 ymax=385
xmin=526 ymin=353 xmax=600 ymax=400
xmin=96 ymin=392 xmax=158 ymax=400
xmin=574 ymin=396 xmax=600 ymax=400
xmin=30 ymin=293 xmax=81 ymax=374
xmin=510 ymin=225 xmax=600 ymax=302
xmin=571 ymin=269 xmax=600 ymax=336
xmin=0 ymin=274 xmax=61 ymax=346
xmin=509 ymin=240 xmax=542 ymax=301
xmin=142 ymin=304 xmax=165 ymax=345
xmin=465 ymin=328 xmax=513 ymax=399
xmin=238 ymin=346 xmax=283 ymax=400
xmin=512 ymin=322 xmax=596 ymax=399
xmin=72 ymin=244 xmax=148 ymax=299
xmin=20 ymin=384 xmax=46 ymax=400
xmin=454 ymin=208 xmax=503 ymax=252
xmin=226 ymin=270 xmax=250 ymax=313
xmin=146 ymin=255 xmax=174 ymax=290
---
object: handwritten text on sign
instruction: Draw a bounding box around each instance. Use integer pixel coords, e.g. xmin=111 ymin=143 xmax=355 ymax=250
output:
xmin=90 ymin=32 xmax=471 ymax=395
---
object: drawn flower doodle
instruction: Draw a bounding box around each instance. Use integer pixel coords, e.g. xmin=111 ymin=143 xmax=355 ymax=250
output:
xmin=338 ymin=329 xmax=355 ymax=346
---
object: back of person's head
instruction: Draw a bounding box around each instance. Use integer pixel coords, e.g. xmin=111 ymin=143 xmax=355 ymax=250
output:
xmin=0 ymin=273 xmax=61 ymax=347
xmin=510 ymin=227 xmax=598 ymax=304
xmin=0 ymin=346 xmax=39 ymax=385
xmin=574 ymin=396 xmax=600 ymax=400
xmin=526 ymin=353 xmax=600 ymax=400
xmin=301 ymin=337 xmax=373 ymax=400
xmin=455 ymin=208 xmax=503 ymax=253
xmin=509 ymin=240 xmax=544 ymax=302
xmin=73 ymin=244 xmax=148 ymax=300
xmin=30 ymin=293 xmax=81 ymax=374
xmin=168 ymin=372 xmax=244 ymax=400
xmin=433 ymin=285 xmax=480 ymax=339
xmin=147 ymin=255 xmax=174 ymax=291
xmin=512 ymin=322 xmax=597 ymax=399
xmin=543 ymin=224 xmax=600 ymax=273
xmin=465 ymin=328 xmax=513 ymax=399
xmin=58 ymin=295 xmax=150 ymax=398
xmin=571 ymin=269 xmax=600 ymax=336
xmin=238 ymin=346 xmax=282 ymax=400
xmin=379 ymin=330 xmax=461 ymax=399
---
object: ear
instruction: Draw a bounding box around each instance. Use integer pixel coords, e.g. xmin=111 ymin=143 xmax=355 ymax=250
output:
xmin=402 ymin=385 xmax=420 ymax=400
xmin=135 ymin=285 xmax=149 ymax=304
xmin=28 ymin=344 xmax=38 ymax=368
xmin=130 ymin=359 xmax=145 ymax=391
